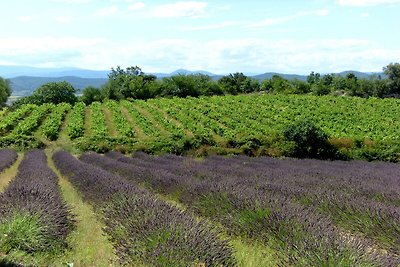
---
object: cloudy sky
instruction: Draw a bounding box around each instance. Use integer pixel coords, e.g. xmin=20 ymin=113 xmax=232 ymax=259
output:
xmin=0 ymin=0 xmax=399 ymax=74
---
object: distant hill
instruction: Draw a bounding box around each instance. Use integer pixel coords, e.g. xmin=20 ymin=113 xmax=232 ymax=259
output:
xmin=0 ymin=66 xmax=109 ymax=79
xmin=0 ymin=65 xmax=385 ymax=96
xmin=9 ymin=76 xmax=108 ymax=96
xmin=252 ymin=72 xmax=308 ymax=81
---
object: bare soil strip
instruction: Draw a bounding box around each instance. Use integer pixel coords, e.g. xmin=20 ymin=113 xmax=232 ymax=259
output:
xmin=102 ymin=106 xmax=119 ymax=137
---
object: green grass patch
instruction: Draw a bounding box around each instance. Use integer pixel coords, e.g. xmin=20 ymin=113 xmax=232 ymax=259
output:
xmin=0 ymin=212 xmax=48 ymax=253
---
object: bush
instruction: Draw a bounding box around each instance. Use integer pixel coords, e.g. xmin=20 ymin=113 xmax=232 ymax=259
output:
xmin=283 ymin=120 xmax=340 ymax=159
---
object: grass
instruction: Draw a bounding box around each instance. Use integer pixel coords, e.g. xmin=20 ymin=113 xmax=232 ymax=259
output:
xmin=102 ymin=106 xmax=118 ymax=137
xmin=0 ymin=212 xmax=48 ymax=253
xmin=231 ymin=237 xmax=281 ymax=267
xmin=0 ymin=153 xmax=23 ymax=193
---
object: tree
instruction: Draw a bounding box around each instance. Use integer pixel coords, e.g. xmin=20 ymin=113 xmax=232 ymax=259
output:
xmin=383 ymin=63 xmax=400 ymax=96
xmin=104 ymin=66 xmax=158 ymax=100
xmin=307 ymin=71 xmax=321 ymax=84
xmin=0 ymin=77 xmax=12 ymax=107
xmin=160 ymin=74 xmax=221 ymax=97
xmin=33 ymin=81 xmax=77 ymax=105
xmin=218 ymin=73 xmax=259 ymax=95
xmin=269 ymin=75 xmax=294 ymax=93
xmin=12 ymin=81 xmax=77 ymax=109
xmin=80 ymin=86 xmax=103 ymax=105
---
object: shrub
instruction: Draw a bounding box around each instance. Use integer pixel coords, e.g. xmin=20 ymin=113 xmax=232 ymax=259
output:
xmin=283 ymin=120 xmax=340 ymax=159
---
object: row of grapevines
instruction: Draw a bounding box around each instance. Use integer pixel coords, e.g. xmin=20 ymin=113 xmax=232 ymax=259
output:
xmin=103 ymin=100 xmax=135 ymax=138
xmin=89 ymin=102 xmax=108 ymax=138
xmin=174 ymin=97 xmax=239 ymax=140
xmin=11 ymin=104 xmax=52 ymax=136
xmin=121 ymin=100 xmax=161 ymax=138
xmin=196 ymin=96 xmax=270 ymax=136
xmin=0 ymin=108 xmax=8 ymax=119
xmin=150 ymin=98 xmax=215 ymax=142
xmin=134 ymin=100 xmax=186 ymax=137
xmin=67 ymin=102 xmax=86 ymax=139
xmin=41 ymin=103 xmax=71 ymax=140
xmin=0 ymin=104 xmax=35 ymax=135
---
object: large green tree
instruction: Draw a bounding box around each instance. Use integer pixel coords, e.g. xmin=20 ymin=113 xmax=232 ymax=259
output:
xmin=160 ymin=74 xmax=222 ymax=97
xmin=383 ymin=63 xmax=400 ymax=96
xmin=218 ymin=73 xmax=259 ymax=95
xmin=103 ymin=66 xmax=158 ymax=100
xmin=12 ymin=81 xmax=77 ymax=109
xmin=0 ymin=77 xmax=12 ymax=107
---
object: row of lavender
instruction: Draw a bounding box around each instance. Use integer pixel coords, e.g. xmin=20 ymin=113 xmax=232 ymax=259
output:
xmin=53 ymin=151 xmax=235 ymax=266
xmin=0 ymin=149 xmax=18 ymax=172
xmin=81 ymin=151 xmax=400 ymax=266
xmin=0 ymin=150 xmax=74 ymax=253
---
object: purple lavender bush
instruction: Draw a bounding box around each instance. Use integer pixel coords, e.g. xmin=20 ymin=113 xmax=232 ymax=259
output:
xmin=0 ymin=150 xmax=74 ymax=253
xmin=54 ymin=150 xmax=235 ymax=267
xmin=0 ymin=149 xmax=18 ymax=172
xmin=93 ymin=152 xmax=400 ymax=267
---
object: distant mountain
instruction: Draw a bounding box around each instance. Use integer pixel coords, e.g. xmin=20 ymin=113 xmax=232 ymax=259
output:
xmin=10 ymin=76 xmax=108 ymax=96
xmin=0 ymin=66 xmax=109 ymax=79
xmin=252 ymin=72 xmax=308 ymax=81
xmin=336 ymin=71 xmax=384 ymax=79
xmin=0 ymin=65 xmax=385 ymax=97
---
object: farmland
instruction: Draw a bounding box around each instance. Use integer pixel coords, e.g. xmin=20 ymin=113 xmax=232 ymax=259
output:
xmin=0 ymin=94 xmax=400 ymax=161
xmin=0 ymin=149 xmax=399 ymax=266
xmin=0 ymin=94 xmax=400 ymax=266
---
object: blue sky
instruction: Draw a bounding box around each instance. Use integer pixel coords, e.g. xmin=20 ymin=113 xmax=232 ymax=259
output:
xmin=0 ymin=0 xmax=399 ymax=74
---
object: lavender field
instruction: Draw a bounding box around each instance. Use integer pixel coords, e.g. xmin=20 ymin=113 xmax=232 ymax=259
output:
xmin=0 ymin=148 xmax=399 ymax=266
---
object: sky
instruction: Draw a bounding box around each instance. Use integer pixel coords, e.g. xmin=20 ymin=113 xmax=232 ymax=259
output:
xmin=0 ymin=0 xmax=399 ymax=74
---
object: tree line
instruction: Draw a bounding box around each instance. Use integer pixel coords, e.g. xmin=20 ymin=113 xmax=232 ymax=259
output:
xmin=1 ymin=63 xmax=400 ymax=108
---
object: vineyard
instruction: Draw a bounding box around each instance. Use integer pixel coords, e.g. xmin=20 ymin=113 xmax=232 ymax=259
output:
xmin=0 ymin=149 xmax=399 ymax=266
xmin=0 ymin=94 xmax=400 ymax=161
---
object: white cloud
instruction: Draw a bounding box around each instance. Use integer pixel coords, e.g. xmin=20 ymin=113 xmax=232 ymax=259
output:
xmin=128 ymin=2 xmax=145 ymax=11
xmin=50 ymin=0 xmax=92 ymax=3
xmin=338 ymin=0 xmax=400 ymax=6
xmin=93 ymin=6 xmax=119 ymax=18
xmin=18 ymin=16 xmax=34 ymax=23
xmin=0 ymin=37 xmax=104 ymax=68
xmin=249 ymin=9 xmax=329 ymax=28
xmin=181 ymin=21 xmax=239 ymax=31
xmin=152 ymin=1 xmax=208 ymax=18
xmin=217 ymin=4 xmax=231 ymax=11
xmin=361 ymin=12 xmax=370 ymax=17
xmin=315 ymin=9 xmax=330 ymax=16
xmin=0 ymin=37 xmax=397 ymax=74
xmin=55 ymin=15 xmax=72 ymax=23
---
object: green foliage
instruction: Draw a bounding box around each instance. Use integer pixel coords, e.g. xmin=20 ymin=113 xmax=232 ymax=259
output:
xmin=104 ymin=100 xmax=134 ymax=137
xmin=41 ymin=103 xmax=71 ymax=140
xmin=161 ymin=74 xmax=222 ymax=97
xmin=0 ymin=212 xmax=47 ymax=253
xmin=80 ymin=86 xmax=104 ymax=105
xmin=218 ymin=73 xmax=260 ymax=94
xmin=12 ymin=81 xmax=77 ymax=109
xmin=0 ymin=77 xmax=12 ymax=107
xmin=11 ymin=104 xmax=52 ymax=136
xmin=0 ymin=104 xmax=35 ymax=135
xmin=103 ymin=66 xmax=158 ymax=100
xmin=88 ymin=102 xmax=107 ymax=137
xmin=283 ymin=119 xmax=340 ymax=159
xmin=383 ymin=62 xmax=400 ymax=96
xmin=0 ymin=135 xmax=44 ymax=150
xmin=66 ymin=102 xmax=86 ymax=139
